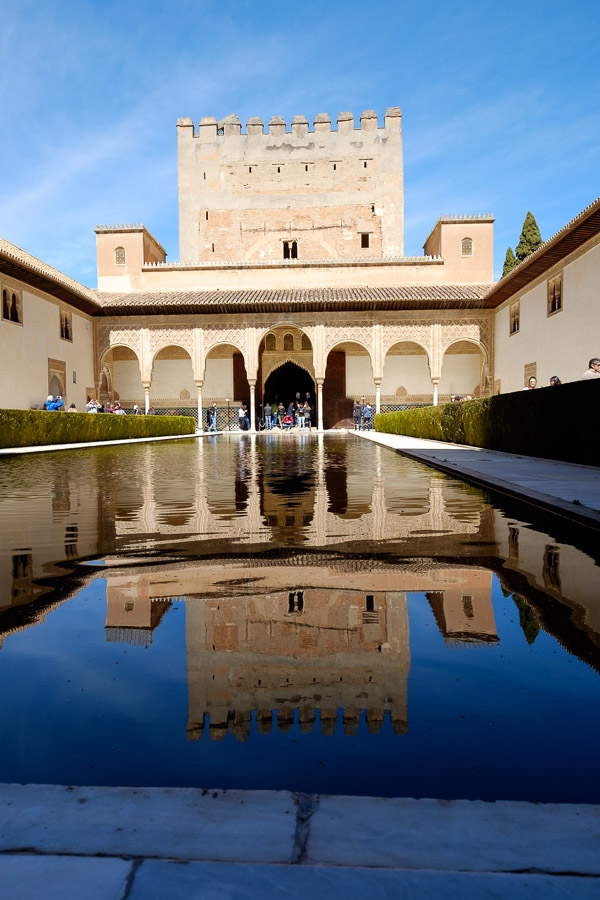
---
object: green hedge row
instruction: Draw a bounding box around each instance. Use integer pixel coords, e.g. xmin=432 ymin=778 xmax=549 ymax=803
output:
xmin=0 ymin=409 xmax=196 ymax=450
xmin=374 ymin=379 xmax=599 ymax=467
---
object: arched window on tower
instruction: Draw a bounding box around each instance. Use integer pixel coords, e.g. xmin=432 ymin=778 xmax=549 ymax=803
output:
xmin=265 ymin=333 xmax=276 ymax=351
xmin=2 ymin=289 xmax=9 ymax=319
xmin=115 ymin=246 xmax=126 ymax=266
xmin=461 ymin=237 xmax=473 ymax=256
xmin=283 ymin=240 xmax=298 ymax=260
xmin=283 ymin=333 xmax=294 ymax=351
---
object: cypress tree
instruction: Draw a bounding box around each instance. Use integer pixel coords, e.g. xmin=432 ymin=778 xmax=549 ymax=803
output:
xmin=515 ymin=211 xmax=543 ymax=263
xmin=502 ymin=247 xmax=517 ymax=277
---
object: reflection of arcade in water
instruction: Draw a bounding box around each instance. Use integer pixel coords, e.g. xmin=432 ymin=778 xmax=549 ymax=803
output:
xmin=104 ymin=560 xmax=497 ymax=742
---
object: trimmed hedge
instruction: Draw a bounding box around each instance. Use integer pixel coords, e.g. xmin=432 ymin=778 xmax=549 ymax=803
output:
xmin=374 ymin=379 xmax=600 ymax=467
xmin=0 ymin=409 xmax=196 ymax=450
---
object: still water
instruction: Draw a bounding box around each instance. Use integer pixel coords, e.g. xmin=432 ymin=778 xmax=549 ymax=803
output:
xmin=0 ymin=434 xmax=599 ymax=802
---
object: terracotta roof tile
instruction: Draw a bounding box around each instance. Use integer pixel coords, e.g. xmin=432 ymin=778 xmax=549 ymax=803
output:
xmin=96 ymin=284 xmax=491 ymax=315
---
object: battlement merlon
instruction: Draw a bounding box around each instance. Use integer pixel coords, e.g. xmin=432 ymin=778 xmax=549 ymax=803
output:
xmin=176 ymin=107 xmax=402 ymax=141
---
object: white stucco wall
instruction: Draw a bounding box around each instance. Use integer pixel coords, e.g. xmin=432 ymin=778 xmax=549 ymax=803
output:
xmin=150 ymin=359 xmax=196 ymax=401
xmin=346 ymin=356 xmax=375 ymax=395
xmin=439 ymin=354 xmax=481 ymax=395
xmin=112 ymin=360 xmax=142 ymax=402
xmin=0 ymin=284 xmax=95 ymax=410
xmin=203 ymin=357 xmax=234 ymax=399
xmin=494 ymin=239 xmax=600 ymax=392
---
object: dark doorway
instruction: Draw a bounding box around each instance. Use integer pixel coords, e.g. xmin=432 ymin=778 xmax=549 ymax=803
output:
xmin=263 ymin=362 xmax=314 ymax=409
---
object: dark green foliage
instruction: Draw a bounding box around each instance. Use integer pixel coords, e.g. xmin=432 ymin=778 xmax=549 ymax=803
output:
xmin=502 ymin=247 xmax=517 ymax=277
xmin=515 ymin=211 xmax=543 ymax=263
xmin=0 ymin=409 xmax=195 ymax=450
xmin=373 ymin=379 xmax=600 ymax=466
xmin=512 ymin=594 xmax=540 ymax=645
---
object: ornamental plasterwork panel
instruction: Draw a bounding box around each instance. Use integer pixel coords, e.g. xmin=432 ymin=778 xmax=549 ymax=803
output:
xmin=324 ymin=323 xmax=374 ymax=356
xmin=382 ymin=324 xmax=433 ymax=359
xmin=148 ymin=326 xmax=194 ymax=358
xmin=439 ymin=321 xmax=489 ymax=360
xmin=202 ymin=325 xmax=248 ymax=355
xmin=97 ymin=326 xmax=142 ymax=363
xmin=262 ymin=354 xmax=316 ymax=383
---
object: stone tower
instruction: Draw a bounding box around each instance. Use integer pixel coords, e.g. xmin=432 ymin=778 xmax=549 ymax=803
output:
xmin=176 ymin=108 xmax=404 ymax=264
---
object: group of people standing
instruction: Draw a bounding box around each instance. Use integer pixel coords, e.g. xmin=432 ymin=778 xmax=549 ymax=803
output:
xmin=352 ymin=400 xmax=373 ymax=430
xmin=264 ymin=395 xmax=313 ymax=430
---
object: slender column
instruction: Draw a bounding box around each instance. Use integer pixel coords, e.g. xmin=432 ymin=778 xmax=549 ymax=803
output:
xmin=195 ymin=381 xmax=203 ymax=431
xmin=249 ymin=381 xmax=256 ymax=433
xmin=432 ymin=378 xmax=439 ymax=407
xmin=143 ymin=382 xmax=150 ymax=413
xmin=375 ymin=380 xmax=382 ymax=415
xmin=317 ymin=379 xmax=324 ymax=432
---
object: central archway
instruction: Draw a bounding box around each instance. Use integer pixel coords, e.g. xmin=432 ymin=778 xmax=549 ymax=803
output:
xmin=263 ymin=361 xmax=315 ymax=411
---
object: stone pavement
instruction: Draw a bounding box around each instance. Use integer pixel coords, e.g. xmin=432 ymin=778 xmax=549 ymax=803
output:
xmin=358 ymin=431 xmax=600 ymax=529
xmin=1 ymin=784 xmax=599 ymax=899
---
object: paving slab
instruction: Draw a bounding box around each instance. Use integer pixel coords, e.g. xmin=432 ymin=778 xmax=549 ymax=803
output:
xmin=128 ymin=860 xmax=600 ymax=899
xmin=359 ymin=432 xmax=600 ymax=527
xmin=0 ymin=784 xmax=297 ymax=863
xmin=307 ymin=796 xmax=600 ymax=873
xmin=0 ymin=854 xmax=131 ymax=900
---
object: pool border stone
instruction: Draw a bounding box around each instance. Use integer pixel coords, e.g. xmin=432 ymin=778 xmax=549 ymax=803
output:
xmin=0 ymin=784 xmax=598 ymax=898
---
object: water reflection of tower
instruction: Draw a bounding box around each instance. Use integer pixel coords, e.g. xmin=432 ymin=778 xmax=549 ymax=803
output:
xmin=185 ymin=586 xmax=410 ymax=742
xmin=425 ymin=571 xmax=498 ymax=648
xmin=105 ymin=575 xmax=171 ymax=647
xmin=257 ymin=440 xmax=318 ymax=538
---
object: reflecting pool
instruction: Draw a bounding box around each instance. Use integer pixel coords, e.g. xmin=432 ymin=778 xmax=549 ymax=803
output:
xmin=0 ymin=434 xmax=599 ymax=801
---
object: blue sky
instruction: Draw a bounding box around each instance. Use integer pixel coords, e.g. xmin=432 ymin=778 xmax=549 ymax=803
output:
xmin=1 ymin=0 xmax=598 ymax=285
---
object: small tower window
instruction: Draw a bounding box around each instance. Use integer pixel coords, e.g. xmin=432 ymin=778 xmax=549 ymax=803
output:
xmin=283 ymin=241 xmax=298 ymax=260
xmin=205 ymin=211 xmax=209 ymax=220
xmin=360 ymin=233 xmax=370 ymax=249
xmin=60 ymin=310 xmax=73 ymax=342
xmin=283 ymin=333 xmax=294 ymax=351
xmin=547 ymin=273 xmax=563 ymax=315
xmin=115 ymin=247 xmax=126 ymax=266
xmin=3 ymin=290 xmax=22 ymax=325
xmin=462 ymin=237 xmax=473 ymax=256
xmin=265 ymin=333 xmax=276 ymax=351
xmin=509 ymin=301 xmax=520 ymax=335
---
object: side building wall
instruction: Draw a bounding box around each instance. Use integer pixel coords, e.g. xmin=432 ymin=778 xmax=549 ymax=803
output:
xmin=0 ymin=277 xmax=96 ymax=410
xmin=494 ymin=234 xmax=600 ymax=391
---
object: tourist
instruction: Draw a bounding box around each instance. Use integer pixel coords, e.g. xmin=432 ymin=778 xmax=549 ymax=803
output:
xmin=47 ymin=395 xmax=63 ymax=411
xmin=264 ymin=403 xmax=271 ymax=430
xmin=303 ymin=402 xmax=312 ymax=431
xmin=114 ymin=402 xmax=125 ymax=415
xmin=243 ymin=404 xmax=250 ymax=431
xmin=353 ymin=400 xmax=363 ymax=430
xmin=271 ymin=401 xmax=279 ymax=428
xmin=277 ymin=402 xmax=285 ymax=427
xmin=363 ymin=402 xmax=372 ymax=430
xmin=298 ymin=404 xmax=306 ymax=430
xmin=86 ymin=398 xmax=99 ymax=413
xmin=524 ymin=377 xmax=537 ymax=390
xmin=133 ymin=404 xmax=143 ymax=415
xmin=43 ymin=395 xmax=53 ymax=410
xmin=549 ymin=375 xmax=561 ymax=386
xmin=282 ymin=413 xmax=294 ymax=430
xmin=207 ymin=402 xmax=218 ymax=432
xmin=582 ymin=358 xmax=600 ymax=379
xmin=237 ymin=403 xmax=246 ymax=430
xmin=67 ymin=403 xmax=77 ymax=412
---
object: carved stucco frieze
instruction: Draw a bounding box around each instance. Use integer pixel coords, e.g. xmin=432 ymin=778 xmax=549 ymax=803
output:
xmin=324 ymin=323 xmax=374 ymax=357
xmin=202 ymin=326 xmax=248 ymax=356
xmin=148 ymin=327 xmax=194 ymax=358
xmin=97 ymin=326 xmax=142 ymax=364
xmin=262 ymin=354 xmax=316 ymax=383
xmin=381 ymin=324 xmax=433 ymax=359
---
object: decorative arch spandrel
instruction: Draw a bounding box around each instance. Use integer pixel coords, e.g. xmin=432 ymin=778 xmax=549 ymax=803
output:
xmin=324 ymin=322 xmax=374 ymax=357
xmin=96 ymin=326 xmax=142 ymax=368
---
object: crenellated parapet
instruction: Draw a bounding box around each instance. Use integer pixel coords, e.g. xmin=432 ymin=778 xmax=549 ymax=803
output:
xmin=177 ymin=107 xmax=402 ymax=138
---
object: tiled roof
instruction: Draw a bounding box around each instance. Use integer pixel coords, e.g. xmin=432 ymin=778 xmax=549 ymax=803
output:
xmin=0 ymin=237 xmax=100 ymax=314
xmin=96 ymin=284 xmax=492 ymax=315
xmin=484 ymin=196 xmax=600 ymax=307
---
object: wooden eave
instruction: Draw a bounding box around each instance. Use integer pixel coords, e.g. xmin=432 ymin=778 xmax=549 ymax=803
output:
xmin=0 ymin=254 xmax=100 ymax=316
xmin=483 ymin=199 xmax=600 ymax=308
